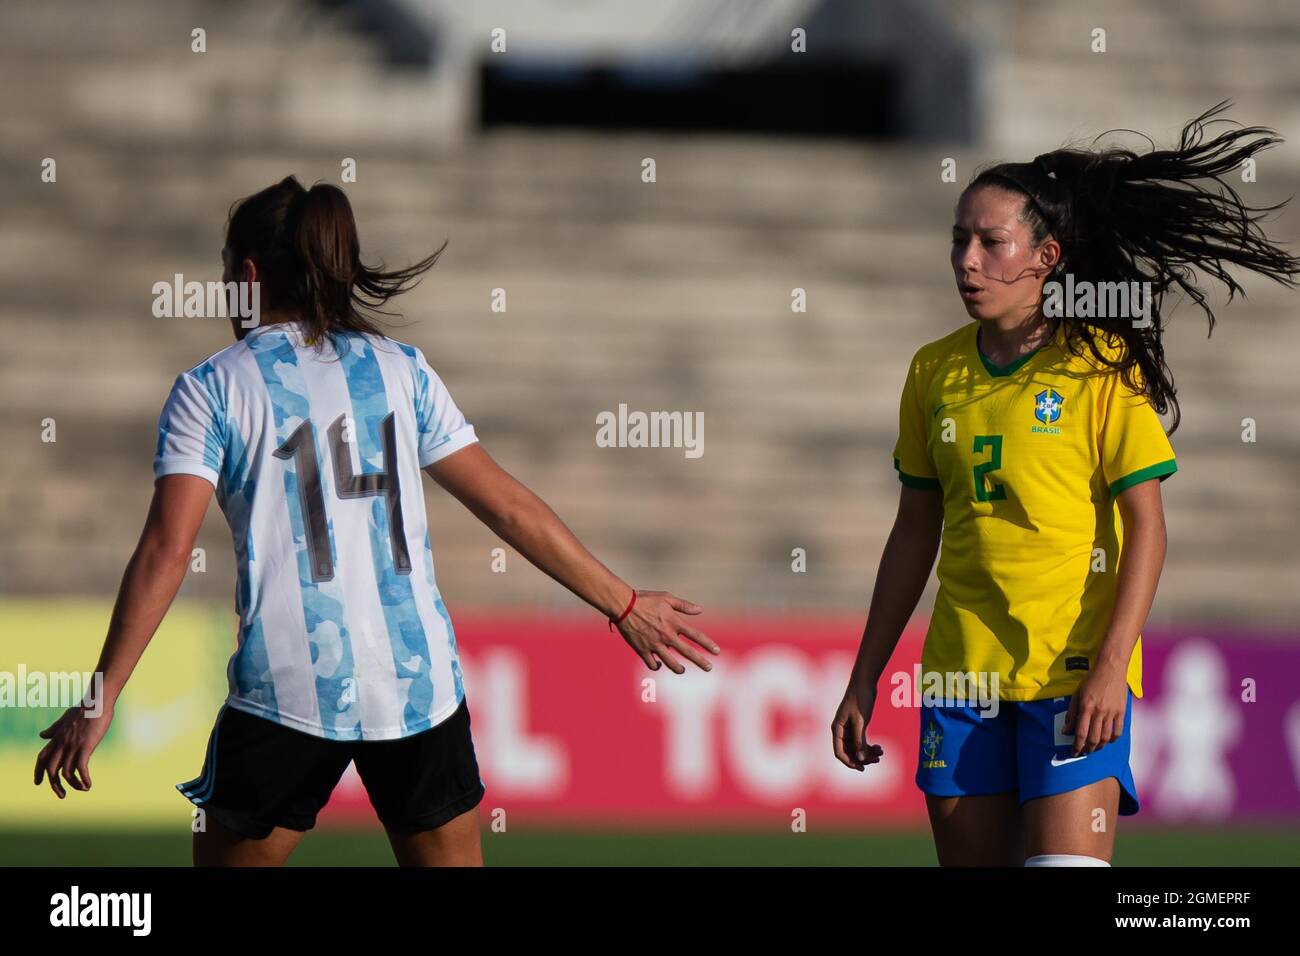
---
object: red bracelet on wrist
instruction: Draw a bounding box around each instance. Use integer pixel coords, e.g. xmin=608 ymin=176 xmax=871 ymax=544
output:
xmin=608 ymin=589 xmax=637 ymax=631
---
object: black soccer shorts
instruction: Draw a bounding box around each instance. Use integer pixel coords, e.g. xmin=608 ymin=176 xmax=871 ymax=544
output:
xmin=177 ymin=696 xmax=485 ymax=840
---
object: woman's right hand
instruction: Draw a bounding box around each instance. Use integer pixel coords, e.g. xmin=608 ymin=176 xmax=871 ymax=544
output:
xmin=832 ymin=678 xmax=884 ymax=771
xmin=35 ymin=702 xmax=115 ymax=799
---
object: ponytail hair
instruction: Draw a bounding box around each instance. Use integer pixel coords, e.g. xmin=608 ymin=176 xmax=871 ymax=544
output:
xmin=967 ymin=100 xmax=1300 ymax=432
xmin=225 ymin=175 xmax=445 ymax=347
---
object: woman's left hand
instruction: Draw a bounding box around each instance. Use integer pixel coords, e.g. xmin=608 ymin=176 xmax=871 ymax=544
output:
xmin=1062 ymin=662 xmax=1128 ymax=756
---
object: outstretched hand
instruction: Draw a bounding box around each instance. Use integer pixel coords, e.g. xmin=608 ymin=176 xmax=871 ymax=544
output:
xmin=615 ymin=590 xmax=720 ymax=674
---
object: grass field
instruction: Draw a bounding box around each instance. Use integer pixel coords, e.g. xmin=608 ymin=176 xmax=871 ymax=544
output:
xmin=4 ymin=827 xmax=1299 ymax=866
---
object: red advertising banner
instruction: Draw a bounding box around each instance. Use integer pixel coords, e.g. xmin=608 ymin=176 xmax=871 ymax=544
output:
xmin=320 ymin=613 xmax=928 ymax=828
xmin=317 ymin=614 xmax=1300 ymax=828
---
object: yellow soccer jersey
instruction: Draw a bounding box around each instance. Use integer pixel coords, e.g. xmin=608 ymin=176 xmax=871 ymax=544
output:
xmin=892 ymin=320 xmax=1177 ymax=700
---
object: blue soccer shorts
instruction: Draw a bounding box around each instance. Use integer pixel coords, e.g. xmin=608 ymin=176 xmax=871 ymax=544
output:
xmin=915 ymin=690 xmax=1139 ymax=815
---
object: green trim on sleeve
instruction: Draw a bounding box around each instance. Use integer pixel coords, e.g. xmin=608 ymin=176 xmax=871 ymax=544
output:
xmin=894 ymin=457 xmax=942 ymax=491
xmin=1109 ymin=458 xmax=1178 ymax=498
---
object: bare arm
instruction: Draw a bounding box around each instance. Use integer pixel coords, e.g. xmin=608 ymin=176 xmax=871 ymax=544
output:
xmin=850 ymin=485 xmax=944 ymax=685
xmin=1065 ymin=477 xmax=1168 ymax=754
xmin=35 ymin=474 xmax=213 ymax=797
xmin=1098 ymin=479 xmax=1167 ymax=673
xmin=833 ymin=484 xmax=943 ymax=770
xmin=424 ymin=443 xmax=720 ymax=673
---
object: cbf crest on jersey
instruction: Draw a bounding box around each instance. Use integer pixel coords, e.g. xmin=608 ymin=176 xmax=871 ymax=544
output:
xmin=1034 ymin=388 xmax=1064 ymax=425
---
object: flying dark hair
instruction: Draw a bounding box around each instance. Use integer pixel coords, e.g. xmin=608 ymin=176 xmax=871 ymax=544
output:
xmin=225 ymin=175 xmax=446 ymax=348
xmin=966 ymin=100 xmax=1300 ymax=432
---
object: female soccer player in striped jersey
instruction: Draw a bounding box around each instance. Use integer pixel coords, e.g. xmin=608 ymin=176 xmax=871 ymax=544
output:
xmin=33 ymin=176 xmax=719 ymax=866
xmin=832 ymin=103 xmax=1299 ymax=866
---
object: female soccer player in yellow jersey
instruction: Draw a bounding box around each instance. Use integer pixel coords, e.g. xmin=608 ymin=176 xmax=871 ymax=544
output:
xmin=832 ymin=102 xmax=1300 ymax=866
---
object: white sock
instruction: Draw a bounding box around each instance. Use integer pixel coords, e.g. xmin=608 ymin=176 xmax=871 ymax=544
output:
xmin=1024 ymin=853 xmax=1110 ymax=867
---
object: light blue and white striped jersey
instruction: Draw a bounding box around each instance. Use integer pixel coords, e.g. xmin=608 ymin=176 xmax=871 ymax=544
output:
xmin=154 ymin=319 xmax=477 ymax=741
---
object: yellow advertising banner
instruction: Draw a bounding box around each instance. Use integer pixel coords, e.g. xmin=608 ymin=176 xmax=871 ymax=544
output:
xmin=0 ymin=599 xmax=231 ymax=829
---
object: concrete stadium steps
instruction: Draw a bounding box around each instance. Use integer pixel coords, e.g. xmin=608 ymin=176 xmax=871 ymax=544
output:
xmin=985 ymin=0 xmax=1300 ymax=160
xmin=0 ymin=0 xmax=431 ymax=150
xmin=0 ymin=0 xmax=374 ymax=62
xmin=1 ymin=0 xmax=1297 ymax=627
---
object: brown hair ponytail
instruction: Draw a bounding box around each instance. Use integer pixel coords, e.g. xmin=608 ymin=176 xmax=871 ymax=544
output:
xmin=226 ymin=175 xmax=446 ymax=346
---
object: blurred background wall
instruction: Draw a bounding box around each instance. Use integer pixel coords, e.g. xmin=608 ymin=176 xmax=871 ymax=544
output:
xmin=2 ymin=0 xmax=1299 ymax=862
xmin=2 ymin=0 xmax=1298 ymax=619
